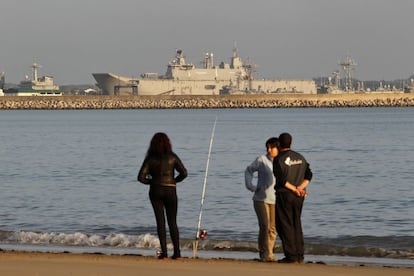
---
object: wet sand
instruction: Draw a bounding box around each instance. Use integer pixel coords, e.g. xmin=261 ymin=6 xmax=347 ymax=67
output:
xmin=0 ymin=251 xmax=412 ymax=276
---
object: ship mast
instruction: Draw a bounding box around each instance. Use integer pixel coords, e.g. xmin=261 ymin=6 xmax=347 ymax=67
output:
xmin=31 ymin=62 xmax=41 ymax=83
xmin=333 ymin=70 xmax=340 ymax=88
xmin=339 ymin=55 xmax=357 ymax=91
xmin=0 ymin=71 xmax=5 ymax=89
xmin=243 ymin=58 xmax=256 ymax=91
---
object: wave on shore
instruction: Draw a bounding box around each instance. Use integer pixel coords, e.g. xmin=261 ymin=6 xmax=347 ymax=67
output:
xmin=1 ymin=230 xmax=413 ymax=260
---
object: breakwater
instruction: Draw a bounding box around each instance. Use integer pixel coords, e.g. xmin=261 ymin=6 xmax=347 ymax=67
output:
xmin=1 ymin=94 xmax=414 ymax=109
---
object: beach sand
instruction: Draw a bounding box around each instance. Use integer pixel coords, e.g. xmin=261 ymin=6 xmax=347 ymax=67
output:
xmin=0 ymin=251 xmax=412 ymax=276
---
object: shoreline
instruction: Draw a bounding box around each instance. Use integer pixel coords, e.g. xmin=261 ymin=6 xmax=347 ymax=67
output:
xmin=1 ymin=244 xmax=414 ymax=269
xmin=0 ymin=250 xmax=413 ymax=276
xmin=1 ymin=93 xmax=414 ymax=109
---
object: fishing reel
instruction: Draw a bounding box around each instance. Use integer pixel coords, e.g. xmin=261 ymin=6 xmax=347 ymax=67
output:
xmin=199 ymin=229 xmax=207 ymax=240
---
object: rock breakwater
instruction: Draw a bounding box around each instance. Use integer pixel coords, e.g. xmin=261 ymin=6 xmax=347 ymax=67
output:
xmin=1 ymin=94 xmax=414 ymax=109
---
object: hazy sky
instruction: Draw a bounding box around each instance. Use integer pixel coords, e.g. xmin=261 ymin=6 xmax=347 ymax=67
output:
xmin=1 ymin=0 xmax=413 ymax=85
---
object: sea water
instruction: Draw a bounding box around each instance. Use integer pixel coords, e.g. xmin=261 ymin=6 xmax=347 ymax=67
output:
xmin=0 ymin=108 xmax=413 ymax=266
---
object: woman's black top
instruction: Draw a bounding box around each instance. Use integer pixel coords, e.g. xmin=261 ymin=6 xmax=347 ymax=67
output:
xmin=138 ymin=152 xmax=187 ymax=186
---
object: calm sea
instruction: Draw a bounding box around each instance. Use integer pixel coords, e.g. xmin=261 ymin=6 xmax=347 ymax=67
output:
xmin=0 ymin=108 xmax=413 ymax=267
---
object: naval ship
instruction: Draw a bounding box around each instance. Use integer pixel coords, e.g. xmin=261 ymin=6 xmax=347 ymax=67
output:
xmin=317 ymin=55 xmax=410 ymax=94
xmin=93 ymin=48 xmax=316 ymax=96
xmin=4 ymin=63 xmax=62 ymax=96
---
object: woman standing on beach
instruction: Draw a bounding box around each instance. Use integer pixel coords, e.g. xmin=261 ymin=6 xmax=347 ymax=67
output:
xmin=137 ymin=132 xmax=188 ymax=259
xmin=245 ymin=137 xmax=279 ymax=262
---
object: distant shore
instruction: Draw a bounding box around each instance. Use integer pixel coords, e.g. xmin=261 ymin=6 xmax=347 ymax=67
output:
xmin=0 ymin=251 xmax=413 ymax=276
xmin=1 ymin=93 xmax=414 ymax=109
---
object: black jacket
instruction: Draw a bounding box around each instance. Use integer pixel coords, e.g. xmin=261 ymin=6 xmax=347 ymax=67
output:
xmin=273 ymin=149 xmax=312 ymax=191
xmin=138 ymin=152 xmax=187 ymax=186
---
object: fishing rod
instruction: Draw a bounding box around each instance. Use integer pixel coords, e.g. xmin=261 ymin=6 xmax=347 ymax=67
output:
xmin=193 ymin=116 xmax=217 ymax=258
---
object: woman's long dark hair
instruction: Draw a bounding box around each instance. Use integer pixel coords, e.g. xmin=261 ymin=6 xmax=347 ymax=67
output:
xmin=146 ymin=132 xmax=172 ymax=157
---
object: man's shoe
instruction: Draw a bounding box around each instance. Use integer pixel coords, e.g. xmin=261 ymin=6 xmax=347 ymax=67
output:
xmin=157 ymin=252 xmax=168 ymax=260
xmin=171 ymin=254 xmax=181 ymax=260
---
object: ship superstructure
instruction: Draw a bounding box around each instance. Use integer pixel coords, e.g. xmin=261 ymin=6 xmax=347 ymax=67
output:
xmin=318 ymin=55 xmax=406 ymax=94
xmin=93 ymin=48 xmax=316 ymax=95
xmin=4 ymin=63 xmax=62 ymax=96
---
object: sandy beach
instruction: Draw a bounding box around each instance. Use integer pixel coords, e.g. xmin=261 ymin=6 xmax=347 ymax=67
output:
xmin=0 ymin=251 xmax=412 ymax=276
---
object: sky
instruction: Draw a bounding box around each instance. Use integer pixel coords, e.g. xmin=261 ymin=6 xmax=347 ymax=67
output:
xmin=1 ymin=0 xmax=414 ymax=85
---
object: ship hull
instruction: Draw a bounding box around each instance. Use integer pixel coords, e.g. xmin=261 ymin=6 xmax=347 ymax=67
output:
xmin=93 ymin=73 xmax=317 ymax=95
xmin=3 ymin=88 xmax=62 ymax=96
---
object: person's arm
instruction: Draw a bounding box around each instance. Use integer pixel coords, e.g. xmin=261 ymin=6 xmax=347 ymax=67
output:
xmin=296 ymin=179 xmax=310 ymax=197
xmin=273 ymin=157 xmax=284 ymax=190
xmin=297 ymin=179 xmax=310 ymax=191
xmin=174 ymin=154 xmax=188 ymax=183
xmin=137 ymin=158 xmax=151 ymax=185
xmin=284 ymin=180 xmax=308 ymax=197
xmin=245 ymin=158 xmax=259 ymax=192
xmin=295 ymin=164 xmax=312 ymax=196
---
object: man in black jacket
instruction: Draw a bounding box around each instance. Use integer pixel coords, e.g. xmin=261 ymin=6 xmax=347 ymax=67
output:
xmin=273 ymin=132 xmax=312 ymax=263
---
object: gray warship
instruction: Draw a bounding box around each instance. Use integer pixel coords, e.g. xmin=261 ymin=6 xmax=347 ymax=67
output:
xmin=3 ymin=63 xmax=62 ymax=96
xmin=318 ymin=55 xmax=410 ymax=94
xmin=93 ymin=48 xmax=316 ymax=95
